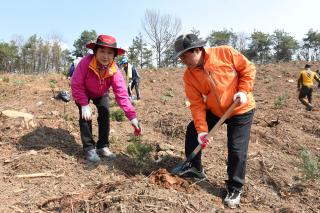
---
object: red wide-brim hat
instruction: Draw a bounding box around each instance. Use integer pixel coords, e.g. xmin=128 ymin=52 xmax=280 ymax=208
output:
xmin=86 ymin=34 xmax=125 ymax=55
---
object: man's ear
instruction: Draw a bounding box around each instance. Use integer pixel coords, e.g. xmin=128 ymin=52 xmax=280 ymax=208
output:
xmin=195 ymin=47 xmax=201 ymax=53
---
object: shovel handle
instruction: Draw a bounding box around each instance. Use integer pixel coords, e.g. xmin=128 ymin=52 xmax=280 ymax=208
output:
xmin=172 ymin=99 xmax=240 ymax=174
xmin=186 ymin=98 xmax=240 ymax=161
xmin=207 ymin=98 xmax=240 ymax=139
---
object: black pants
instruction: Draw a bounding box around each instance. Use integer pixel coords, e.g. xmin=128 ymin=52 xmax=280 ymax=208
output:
xmin=185 ymin=109 xmax=254 ymax=191
xmin=77 ymin=94 xmax=110 ymax=152
xmin=299 ymin=86 xmax=313 ymax=105
xmin=128 ymin=79 xmax=140 ymax=99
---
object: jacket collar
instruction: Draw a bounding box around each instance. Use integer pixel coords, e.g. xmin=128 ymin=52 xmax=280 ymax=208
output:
xmin=88 ymin=56 xmax=117 ymax=79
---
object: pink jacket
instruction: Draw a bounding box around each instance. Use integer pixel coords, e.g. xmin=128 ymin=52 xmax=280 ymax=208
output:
xmin=71 ymin=55 xmax=137 ymax=120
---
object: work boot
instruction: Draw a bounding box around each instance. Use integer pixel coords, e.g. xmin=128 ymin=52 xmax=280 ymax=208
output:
xmin=97 ymin=147 xmax=116 ymax=160
xmin=85 ymin=149 xmax=101 ymax=163
xmin=224 ymin=189 xmax=242 ymax=208
xmin=177 ymin=164 xmax=206 ymax=179
xmin=306 ymin=104 xmax=313 ymax=111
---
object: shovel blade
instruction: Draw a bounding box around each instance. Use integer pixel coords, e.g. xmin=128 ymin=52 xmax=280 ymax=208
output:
xmin=171 ymin=145 xmax=200 ymax=175
xmin=171 ymin=161 xmax=190 ymax=175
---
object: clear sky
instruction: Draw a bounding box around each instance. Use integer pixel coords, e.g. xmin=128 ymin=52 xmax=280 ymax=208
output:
xmin=1 ymin=0 xmax=319 ymax=51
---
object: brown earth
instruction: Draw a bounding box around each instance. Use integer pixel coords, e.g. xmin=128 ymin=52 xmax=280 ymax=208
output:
xmin=0 ymin=61 xmax=319 ymax=213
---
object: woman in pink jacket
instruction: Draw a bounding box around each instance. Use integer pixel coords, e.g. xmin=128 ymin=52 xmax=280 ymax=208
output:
xmin=71 ymin=34 xmax=141 ymax=162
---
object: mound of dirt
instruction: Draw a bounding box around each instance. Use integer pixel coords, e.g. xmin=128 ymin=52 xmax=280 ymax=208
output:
xmin=148 ymin=168 xmax=191 ymax=192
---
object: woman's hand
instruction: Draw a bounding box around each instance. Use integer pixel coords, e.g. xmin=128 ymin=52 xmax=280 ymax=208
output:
xmin=130 ymin=118 xmax=141 ymax=136
xmin=81 ymin=105 xmax=92 ymax=121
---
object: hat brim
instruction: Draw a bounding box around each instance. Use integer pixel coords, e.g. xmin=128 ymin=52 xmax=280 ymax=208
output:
xmin=173 ymin=40 xmax=207 ymax=59
xmin=86 ymin=43 xmax=125 ymax=55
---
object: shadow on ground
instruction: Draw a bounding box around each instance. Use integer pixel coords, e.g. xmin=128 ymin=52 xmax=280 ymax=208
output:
xmin=103 ymin=154 xmax=184 ymax=176
xmin=17 ymin=125 xmax=82 ymax=157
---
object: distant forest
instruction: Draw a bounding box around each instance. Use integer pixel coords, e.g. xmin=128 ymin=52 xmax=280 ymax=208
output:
xmin=1 ymin=10 xmax=319 ymax=74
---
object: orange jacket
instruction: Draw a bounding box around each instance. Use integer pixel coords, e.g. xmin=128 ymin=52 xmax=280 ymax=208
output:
xmin=183 ymin=46 xmax=256 ymax=133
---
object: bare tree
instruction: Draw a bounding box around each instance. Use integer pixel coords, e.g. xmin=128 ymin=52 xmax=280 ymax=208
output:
xmin=190 ymin=27 xmax=200 ymax=36
xmin=47 ymin=33 xmax=64 ymax=72
xmin=234 ymin=32 xmax=249 ymax=53
xmin=142 ymin=9 xmax=181 ymax=68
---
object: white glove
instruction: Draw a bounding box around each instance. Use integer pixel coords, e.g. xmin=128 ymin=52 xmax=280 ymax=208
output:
xmin=130 ymin=118 xmax=141 ymax=136
xmin=81 ymin=105 xmax=92 ymax=121
xmin=233 ymin=92 xmax=247 ymax=104
xmin=197 ymin=132 xmax=209 ymax=148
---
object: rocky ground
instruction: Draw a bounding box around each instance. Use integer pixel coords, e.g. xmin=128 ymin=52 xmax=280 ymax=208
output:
xmin=0 ymin=61 xmax=319 ymax=212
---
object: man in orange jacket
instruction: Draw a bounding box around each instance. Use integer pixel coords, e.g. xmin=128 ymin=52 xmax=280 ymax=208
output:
xmin=173 ymin=34 xmax=256 ymax=209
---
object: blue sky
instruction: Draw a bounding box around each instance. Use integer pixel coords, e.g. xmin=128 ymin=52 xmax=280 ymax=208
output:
xmin=1 ymin=0 xmax=319 ymax=51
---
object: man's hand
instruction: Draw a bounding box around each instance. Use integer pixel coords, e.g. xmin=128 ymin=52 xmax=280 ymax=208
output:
xmin=233 ymin=92 xmax=247 ymax=104
xmin=130 ymin=118 xmax=141 ymax=136
xmin=197 ymin=132 xmax=209 ymax=148
xmin=81 ymin=105 xmax=92 ymax=121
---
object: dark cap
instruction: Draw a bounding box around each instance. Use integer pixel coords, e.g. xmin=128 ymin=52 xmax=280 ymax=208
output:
xmin=305 ymin=64 xmax=312 ymax=69
xmin=173 ymin=34 xmax=206 ymax=58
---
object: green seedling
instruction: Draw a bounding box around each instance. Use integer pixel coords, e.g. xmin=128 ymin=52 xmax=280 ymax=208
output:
xmin=274 ymin=94 xmax=288 ymax=108
xmin=2 ymin=77 xmax=9 ymax=83
xmin=127 ymin=136 xmax=153 ymax=166
xmin=110 ymin=109 xmax=125 ymax=121
xmin=49 ymin=79 xmax=57 ymax=97
xmin=298 ymin=148 xmax=319 ymax=181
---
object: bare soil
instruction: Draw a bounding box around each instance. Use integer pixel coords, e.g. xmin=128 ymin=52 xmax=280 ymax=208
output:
xmin=0 ymin=61 xmax=319 ymax=212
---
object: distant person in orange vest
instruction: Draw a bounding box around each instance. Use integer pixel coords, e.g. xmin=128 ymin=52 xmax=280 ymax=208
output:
xmin=297 ymin=64 xmax=320 ymax=111
xmin=173 ymin=33 xmax=256 ymax=209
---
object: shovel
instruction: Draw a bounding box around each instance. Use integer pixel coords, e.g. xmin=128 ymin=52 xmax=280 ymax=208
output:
xmin=171 ymin=98 xmax=240 ymax=175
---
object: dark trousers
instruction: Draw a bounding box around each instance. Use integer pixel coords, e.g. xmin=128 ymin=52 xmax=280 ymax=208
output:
xmin=77 ymin=94 xmax=110 ymax=152
xmin=128 ymin=79 xmax=140 ymax=99
xmin=185 ymin=109 xmax=254 ymax=191
xmin=299 ymin=86 xmax=313 ymax=106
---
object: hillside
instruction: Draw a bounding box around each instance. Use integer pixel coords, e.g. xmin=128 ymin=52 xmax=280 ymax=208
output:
xmin=0 ymin=61 xmax=319 ymax=212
